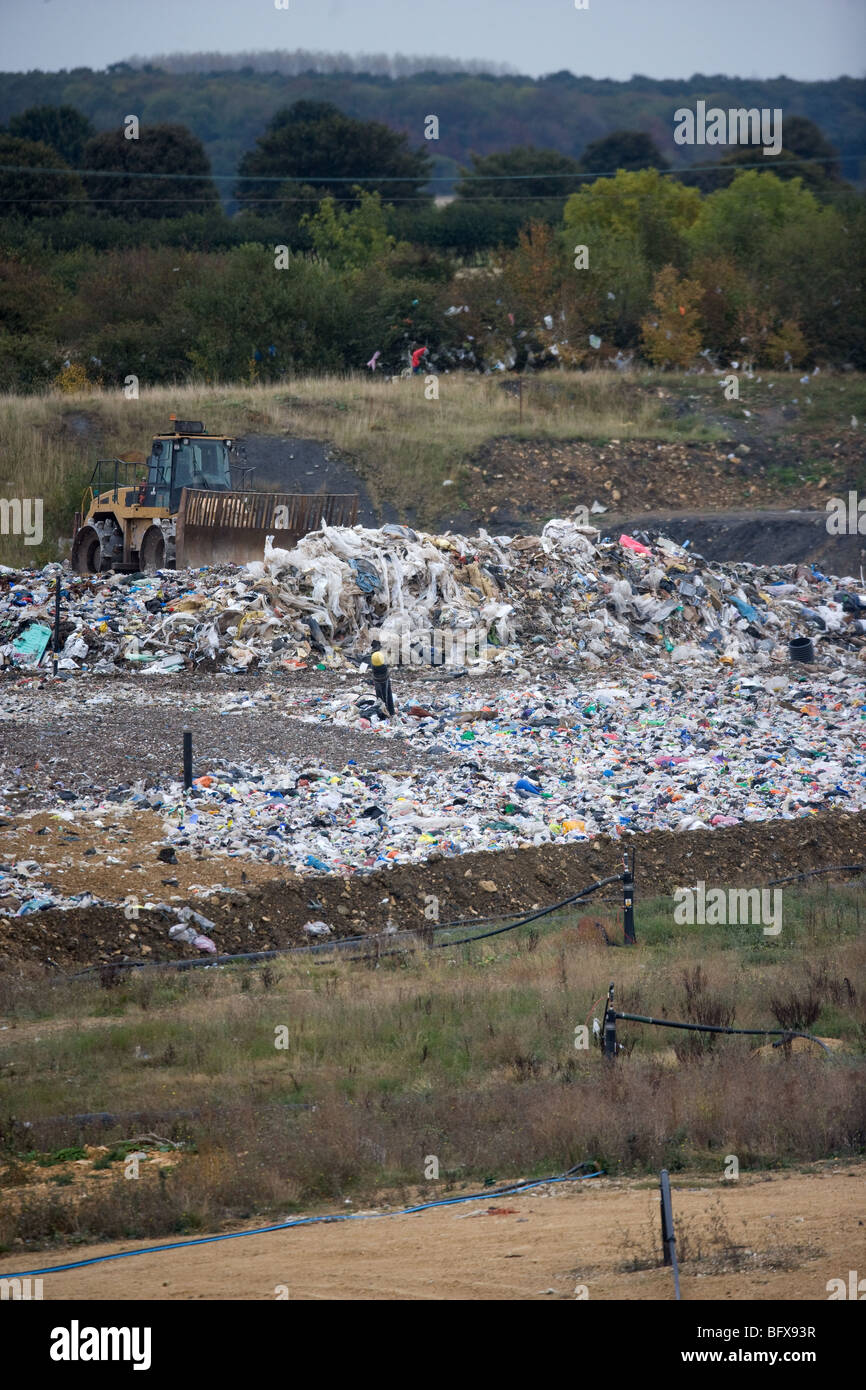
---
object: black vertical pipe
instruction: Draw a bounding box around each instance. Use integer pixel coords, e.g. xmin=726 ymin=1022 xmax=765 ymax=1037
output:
xmin=602 ymin=981 xmax=617 ymax=1060
xmin=623 ymin=849 xmax=636 ymax=944
xmin=183 ymin=729 xmax=193 ymax=790
xmin=53 ymin=576 xmax=61 ymax=676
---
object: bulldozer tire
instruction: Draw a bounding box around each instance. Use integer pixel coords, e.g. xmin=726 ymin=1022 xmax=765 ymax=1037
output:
xmin=140 ymin=526 xmax=166 ymax=574
xmin=71 ymin=525 xmax=106 ymax=575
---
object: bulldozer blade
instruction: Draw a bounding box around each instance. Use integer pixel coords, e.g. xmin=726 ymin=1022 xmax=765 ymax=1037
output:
xmin=174 ymin=489 xmax=359 ymax=570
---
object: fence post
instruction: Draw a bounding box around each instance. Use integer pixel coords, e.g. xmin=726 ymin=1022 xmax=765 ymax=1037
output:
xmin=183 ymin=729 xmax=193 ymax=791
xmin=52 ymin=576 xmax=62 ymax=677
xmin=622 ymin=849 xmax=636 ymax=944
xmin=602 ymin=981 xmax=617 ymax=1060
xmin=659 ymin=1168 xmax=681 ymax=1299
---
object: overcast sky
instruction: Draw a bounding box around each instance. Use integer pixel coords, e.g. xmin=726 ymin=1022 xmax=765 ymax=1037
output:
xmin=1 ymin=0 xmax=863 ymax=79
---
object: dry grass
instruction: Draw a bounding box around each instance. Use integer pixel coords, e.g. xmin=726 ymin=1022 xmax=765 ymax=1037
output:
xmin=0 ymin=371 xmax=698 ymax=565
xmin=2 ymin=367 xmax=862 ymax=564
xmin=617 ymin=1196 xmax=824 ymax=1276
xmin=0 ymin=883 xmax=864 ymax=1249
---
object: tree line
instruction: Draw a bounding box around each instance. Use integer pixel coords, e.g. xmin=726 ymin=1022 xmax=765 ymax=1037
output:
xmin=1 ymin=64 xmax=862 ymax=191
xmin=0 ymin=101 xmax=863 ymax=389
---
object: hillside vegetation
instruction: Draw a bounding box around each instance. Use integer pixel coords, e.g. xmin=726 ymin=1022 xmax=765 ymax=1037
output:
xmin=1 ymin=880 xmax=863 ymax=1248
xmin=1 ymin=67 xmax=863 ymax=190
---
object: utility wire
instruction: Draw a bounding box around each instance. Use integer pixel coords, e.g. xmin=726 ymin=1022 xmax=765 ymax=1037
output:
xmin=432 ymin=873 xmax=623 ymax=948
xmin=0 ymin=153 xmax=855 ymax=183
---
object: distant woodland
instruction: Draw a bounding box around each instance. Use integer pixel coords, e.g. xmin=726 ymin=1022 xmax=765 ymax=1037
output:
xmin=1 ymin=59 xmax=863 ymax=390
xmin=1 ymin=61 xmax=863 ymax=190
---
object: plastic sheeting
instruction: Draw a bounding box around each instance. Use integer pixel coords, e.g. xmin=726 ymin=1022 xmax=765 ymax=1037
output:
xmin=1 ymin=520 xmax=865 ymax=677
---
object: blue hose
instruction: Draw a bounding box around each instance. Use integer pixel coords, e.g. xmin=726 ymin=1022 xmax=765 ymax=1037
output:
xmin=4 ymin=1169 xmax=604 ymax=1279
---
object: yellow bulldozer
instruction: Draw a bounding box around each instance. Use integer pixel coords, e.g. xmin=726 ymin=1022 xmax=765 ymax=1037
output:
xmin=71 ymin=416 xmax=358 ymax=573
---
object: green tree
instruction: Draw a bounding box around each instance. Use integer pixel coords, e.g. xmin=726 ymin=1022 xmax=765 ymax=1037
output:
xmin=235 ymin=101 xmax=432 ymax=215
xmin=179 ymin=243 xmax=348 ymax=379
xmin=760 ymin=193 xmax=864 ymax=366
xmin=389 ymin=199 xmax=532 ymax=255
xmin=54 ymin=247 xmax=207 ymax=383
xmin=564 ymin=233 xmax=653 ymax=353
xmin=679 ymin=118 xmax=846 ymax=196
xmin=341 ymin=264 xmax=452 ymax=374
xmin=503 ymin=219 xmax=563 ymax=325
xmin=302 ymin=190 xmax=397 ymax=271
xmin=687 ymin=170 xmax=821 ymax=273
xmin=781 ymin=117 xmax=843 ymax=182
xmin=0 ymin=251 xmax=60 ymax=332
xmin=0 ymin=251 xmax=61 ymax=389
xmin=691 ymin=254 xmax=755 ymax=361
xmin=579 ymin=130 xmax=669 ymax=176
xmin=456 ymin=146 xmax=583 ymax=204
xmin=0 ymin=135 xmax=85 ymax=219
xmin=7 ymin=106 xmax=95 ymax=166
xmin=563 ymin=167 xmax=701 ymax=271
xmin=81 ymin=124 xmax=219 ymax=219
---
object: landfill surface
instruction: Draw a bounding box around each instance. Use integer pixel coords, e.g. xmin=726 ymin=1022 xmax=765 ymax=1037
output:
xmin=1 ymin=519 xmax=864 ymax=965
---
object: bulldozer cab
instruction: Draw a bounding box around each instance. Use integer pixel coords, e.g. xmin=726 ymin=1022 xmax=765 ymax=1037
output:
xmin=145 ymin=422 xmax=234 ymax=513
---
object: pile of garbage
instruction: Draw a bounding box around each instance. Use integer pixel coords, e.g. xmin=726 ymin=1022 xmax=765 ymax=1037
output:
xmin=1 ymin=519 xmax=865 ymax=675
xmin=1 ymin=662 xmax=863 ymax=912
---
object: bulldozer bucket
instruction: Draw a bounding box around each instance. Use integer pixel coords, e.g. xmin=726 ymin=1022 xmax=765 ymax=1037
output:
xmin=174 ymin=489 xmax=359 ymax=569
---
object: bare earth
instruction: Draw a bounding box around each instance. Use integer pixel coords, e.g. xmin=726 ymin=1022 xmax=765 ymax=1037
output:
xmin=5 ymin=1166 xmax=864 ymax=1301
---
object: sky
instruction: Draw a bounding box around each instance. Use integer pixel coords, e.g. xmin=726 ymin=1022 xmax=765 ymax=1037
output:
xmin=1 ymin=0 xmax=864 ymax=80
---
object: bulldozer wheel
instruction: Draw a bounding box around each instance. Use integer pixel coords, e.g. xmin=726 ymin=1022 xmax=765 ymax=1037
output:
xmin=140 ymin=526 xmax=166 ymax=574
xmin=71 ymin=525 xmax=105 ymax=575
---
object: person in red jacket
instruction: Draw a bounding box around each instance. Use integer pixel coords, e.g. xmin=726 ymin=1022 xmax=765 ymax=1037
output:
xmin=411 ymin=346 xmax=428 ymax=374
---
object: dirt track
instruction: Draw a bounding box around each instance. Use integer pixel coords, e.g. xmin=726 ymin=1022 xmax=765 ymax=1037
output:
xmin=5 ymin=1166 xmax=863 ymax=1301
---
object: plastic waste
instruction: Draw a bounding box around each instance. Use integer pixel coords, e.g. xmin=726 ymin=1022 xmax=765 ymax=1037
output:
xmin=302 ymin=920 xmax=332 ymax=936
xmin=12 ymin=623 xmax=52 ymax=665
xmin=168 ymin=923 xmax=217 ymax=953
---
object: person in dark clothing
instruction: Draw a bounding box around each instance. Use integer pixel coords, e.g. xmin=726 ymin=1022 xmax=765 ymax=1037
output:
xmin=370 ymin=643 xmax=395 ymax=716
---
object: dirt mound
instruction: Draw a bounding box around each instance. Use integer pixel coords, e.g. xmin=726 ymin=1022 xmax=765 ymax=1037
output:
xmin=2 ymin=809 xmax=862 ymax=969
xmin=444 ymin=435 xmax=866 ymax=566
xmin=602 ymin=510 xmax=866 ymax=571
xmin=234 ymin=435 xmax=397 ymax=529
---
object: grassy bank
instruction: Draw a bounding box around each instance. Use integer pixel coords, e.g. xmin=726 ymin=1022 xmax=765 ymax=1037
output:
xmin=1 ymin=370 xmax=715 ymax=566
xmin=1 ymin=879 xmax=863 ymax=1250
xmin=2 ymin=369 xmax=864 ymax=566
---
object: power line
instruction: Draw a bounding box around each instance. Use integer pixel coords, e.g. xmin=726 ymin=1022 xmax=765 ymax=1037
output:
xmin=2 ymin=155 xmax=859 ymax=209
xmin=0 ymin=152 xmax=856 ymax=185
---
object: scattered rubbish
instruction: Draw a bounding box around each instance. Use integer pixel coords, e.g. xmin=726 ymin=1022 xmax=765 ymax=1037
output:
xmin=515 ymin=778 xmax=542 ymax=796
xmin=11 ymin=623 xmax=52 ymax=666
xmin=619 ymin=534 xmax=652 ymax=556
xmin=0 ymin=520 xmax=864 ymax=903
xmin=302 ymin=920 xmax=333 ymax=937
xmin=168 ymin=923 xmax=217 ymax=953
xmin=789 ymin=636 xmax=815 ymax=663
